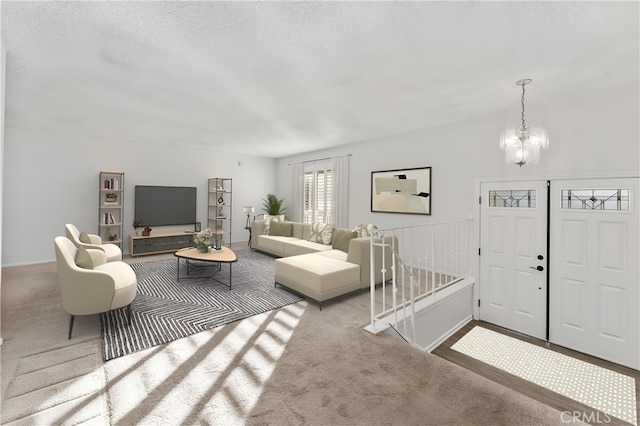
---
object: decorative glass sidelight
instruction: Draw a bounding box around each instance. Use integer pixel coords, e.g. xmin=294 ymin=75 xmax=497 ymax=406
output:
xmin=561 ymin=189 xmax=629 ymax=211
xmin=489 ymin=190 xmax=536 ymax=208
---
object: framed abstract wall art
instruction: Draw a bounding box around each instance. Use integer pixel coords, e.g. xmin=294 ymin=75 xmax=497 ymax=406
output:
xmin=371 ymin=166 xmax=431 ymax=215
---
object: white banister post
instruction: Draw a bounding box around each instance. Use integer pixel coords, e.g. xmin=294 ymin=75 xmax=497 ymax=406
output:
xmin=369 ymin=234 xmax=376 ymax=330
xmin=430 ymin=224 xmax=436 ymax=297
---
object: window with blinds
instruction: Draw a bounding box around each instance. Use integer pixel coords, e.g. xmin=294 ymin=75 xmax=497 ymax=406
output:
xmin=303 ymin=159 xmax=334 ymax=224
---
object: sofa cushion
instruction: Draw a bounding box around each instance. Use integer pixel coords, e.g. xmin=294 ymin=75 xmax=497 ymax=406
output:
xmin=262 ymin=215 xmax=284 ymax=235
xmin=352 ymin=223 xmax=378 ymax=237
xmin=75 ymin=246 xmax=94 ymax=269
xmin=257 ymin=235 xmax=298 ymax=256
xmin=79 ymin=231 xmax=91 ymax=243
xmin=308 ymin=222 xmax=334 ymax=244
xmin=284 ymin=239 xmax=334 ymax=257
xmin=332 ymin=229 xmax=358 ymax=253
xmin=316 ymin=249 xmax=349 ymax=262
xmin=291 ymin=222 xmax=306 ymax=239
xmin=269 ymin=221 xmax=293 ymax=237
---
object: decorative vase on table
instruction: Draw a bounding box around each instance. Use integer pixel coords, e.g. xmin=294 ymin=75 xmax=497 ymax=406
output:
xmin=195 ymin=241 xmax=210 ymax=253
xmin=194 ymin=227 xmax=214 ymax=253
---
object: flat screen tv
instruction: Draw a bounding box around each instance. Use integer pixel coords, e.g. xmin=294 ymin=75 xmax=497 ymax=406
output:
xmin=134 ymin=185 xmax=197 ymax=227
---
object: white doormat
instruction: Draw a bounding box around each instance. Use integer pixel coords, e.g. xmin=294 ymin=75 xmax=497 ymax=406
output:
xmin=451 ymin=326 xmax=637 ymax=425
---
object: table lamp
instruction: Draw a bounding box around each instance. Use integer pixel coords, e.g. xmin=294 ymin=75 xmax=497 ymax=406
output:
xmin=242 ymin=206 xmax=254 ymax=228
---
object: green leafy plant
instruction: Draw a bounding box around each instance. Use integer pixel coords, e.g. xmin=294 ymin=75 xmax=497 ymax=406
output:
xmin=262 ymin=193 xmax=286 ymax=216
xmin=132 ymin=219 xmax=144 ymax=229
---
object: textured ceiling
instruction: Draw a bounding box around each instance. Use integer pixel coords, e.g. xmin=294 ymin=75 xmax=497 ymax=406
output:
xmin=1 ymin=1 xmax=638 ymax=158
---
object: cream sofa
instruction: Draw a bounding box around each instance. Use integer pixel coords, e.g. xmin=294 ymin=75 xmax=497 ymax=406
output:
xmin=251 ymin=220 xmax=395 ymax=308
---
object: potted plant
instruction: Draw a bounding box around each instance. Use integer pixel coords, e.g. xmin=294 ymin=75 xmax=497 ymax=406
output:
xmin=132 ymin=219 xmax=144 ymax=236
xmin=105 ymin=192 xmax=118 ymax=203
xmin=142 ymin=226 xmax=152 ymax=237
xmin=262 ymin=193 xmax=286 ymax=219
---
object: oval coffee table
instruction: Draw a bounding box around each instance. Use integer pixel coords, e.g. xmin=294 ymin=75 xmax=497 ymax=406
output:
xmin=174 ymin=246 xmax=238 ymax=289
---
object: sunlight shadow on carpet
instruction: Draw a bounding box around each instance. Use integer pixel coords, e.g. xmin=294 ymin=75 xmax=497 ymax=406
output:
xmin=451 ymin=326 xmax=637 ymax=425
xmin=107 ymin=301 xmax=308 ymax=425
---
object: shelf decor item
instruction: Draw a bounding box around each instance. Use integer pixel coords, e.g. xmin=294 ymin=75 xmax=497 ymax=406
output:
xmin=142 ymin=227 xmax=152 ymax=237
xmin=132 ymin=219 xmax=144 ymax=236
xmin=194 ymin=227 xmax=214 ymax=253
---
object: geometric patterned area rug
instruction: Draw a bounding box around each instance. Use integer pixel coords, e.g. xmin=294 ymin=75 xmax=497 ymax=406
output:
xmin=451 ymin=326 xmax=638 ymax=425
xmin=100 ymin=249 xmax=303 ymax=361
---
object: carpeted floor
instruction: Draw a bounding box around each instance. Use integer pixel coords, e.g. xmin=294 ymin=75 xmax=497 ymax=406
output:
xmin=100 ymin=250 xmax=302 ymax=360
xmin=2 ymin=250 xmax=574 ymax=425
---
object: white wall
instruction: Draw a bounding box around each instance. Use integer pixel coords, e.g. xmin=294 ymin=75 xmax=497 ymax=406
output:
xmin=276 ymin=87 xmax=640 ymax=230
xmin=3 ymin=86 xmax=637 ymax=266
xmin=1 ymin=46 xmax=6 ymax=345
xmin=2 ymin=128 xmax=277 ymax=266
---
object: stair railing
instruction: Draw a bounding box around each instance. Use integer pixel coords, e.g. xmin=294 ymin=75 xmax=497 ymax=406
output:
xmin=366 ymin=218 xmax=473 ymax=346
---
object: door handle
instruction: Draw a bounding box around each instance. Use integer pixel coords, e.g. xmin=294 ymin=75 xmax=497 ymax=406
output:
xmin=529 ymin=265 xmax=544 ymax=272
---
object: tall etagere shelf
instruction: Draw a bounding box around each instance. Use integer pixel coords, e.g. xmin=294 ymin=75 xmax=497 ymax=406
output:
xmin=98 ymin=171 xmax=124 ymax=247
xmin=208 ymin=177 xmax=232 ymax=248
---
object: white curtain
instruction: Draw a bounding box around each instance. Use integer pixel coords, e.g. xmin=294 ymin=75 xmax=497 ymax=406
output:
xmin=291 ymin=155 xmax=349 ymax=226
xmin=289 ymin=162 xmax=304 ymax=222
xmin=332 ymin=155 xmax=349 ymax=228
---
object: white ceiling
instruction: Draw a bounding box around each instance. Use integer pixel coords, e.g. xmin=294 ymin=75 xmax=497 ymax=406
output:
xmin=1 ymin=1 xmax=638 ymax=159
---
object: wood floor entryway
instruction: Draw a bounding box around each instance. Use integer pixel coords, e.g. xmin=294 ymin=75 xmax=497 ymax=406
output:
xmin=433 ymin=320 xmax=640 ymax=426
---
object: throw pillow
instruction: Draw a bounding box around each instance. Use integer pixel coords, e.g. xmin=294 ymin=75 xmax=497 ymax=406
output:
xmin=75 ymin=246 xmax=94 ymax=269
xmin=352 ymin=223 xmax=378 ymax=238
xmin=269 ymin=221 xmax=293 ymax=237
xmin=262 ymin=215 xmax=283 ymax=235
xmin=308 ymin=222 xmax=335 ymax=245
xmin=79 ymin=231 xmax=91 ymax=243
xmin=332 ymin=229 xmax=357 ymax=253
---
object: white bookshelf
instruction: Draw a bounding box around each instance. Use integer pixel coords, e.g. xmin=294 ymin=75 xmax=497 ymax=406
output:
xmin=98 ymin=171 xmax=124 ymax=247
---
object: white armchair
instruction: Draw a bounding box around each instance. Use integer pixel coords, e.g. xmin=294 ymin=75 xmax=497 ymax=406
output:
xmin=65 ymin=223 xmax=122 ymax=262
xmin=54 ymin=236 xmax=138 ymax=339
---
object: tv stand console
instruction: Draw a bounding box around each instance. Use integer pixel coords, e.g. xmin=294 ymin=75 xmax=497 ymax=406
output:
xmin=130 ymin=232 xmax=195 ymax=257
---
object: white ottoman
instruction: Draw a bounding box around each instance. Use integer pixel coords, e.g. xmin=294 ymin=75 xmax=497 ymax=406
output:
xmin=275 ymin=252 xmax=361 ymax=309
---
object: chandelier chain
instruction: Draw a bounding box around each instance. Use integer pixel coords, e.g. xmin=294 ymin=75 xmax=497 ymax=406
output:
xmin=521 ymin=83 xmax=526 ymax=130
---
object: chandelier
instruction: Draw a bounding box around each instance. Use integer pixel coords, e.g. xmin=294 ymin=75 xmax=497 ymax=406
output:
xmin=500 ymin=78 xmax=549 ymax=167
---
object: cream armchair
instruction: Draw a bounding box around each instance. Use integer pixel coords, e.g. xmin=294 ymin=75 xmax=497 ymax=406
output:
xmin=54 ymin=236 xmax=138 ymax=339
xmin=65 ymin=223 xmax=122 ymax=262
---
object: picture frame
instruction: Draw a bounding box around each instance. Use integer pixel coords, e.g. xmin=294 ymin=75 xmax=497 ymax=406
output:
xmin=371 ymin=166 xmax=432 ymax=215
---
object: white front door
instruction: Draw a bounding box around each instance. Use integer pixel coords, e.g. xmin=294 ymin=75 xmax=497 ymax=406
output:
xmin=549 ymin=178 xmax=639 ymax=369
xmin=479 ymin=181 xmax=548 ymax=339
